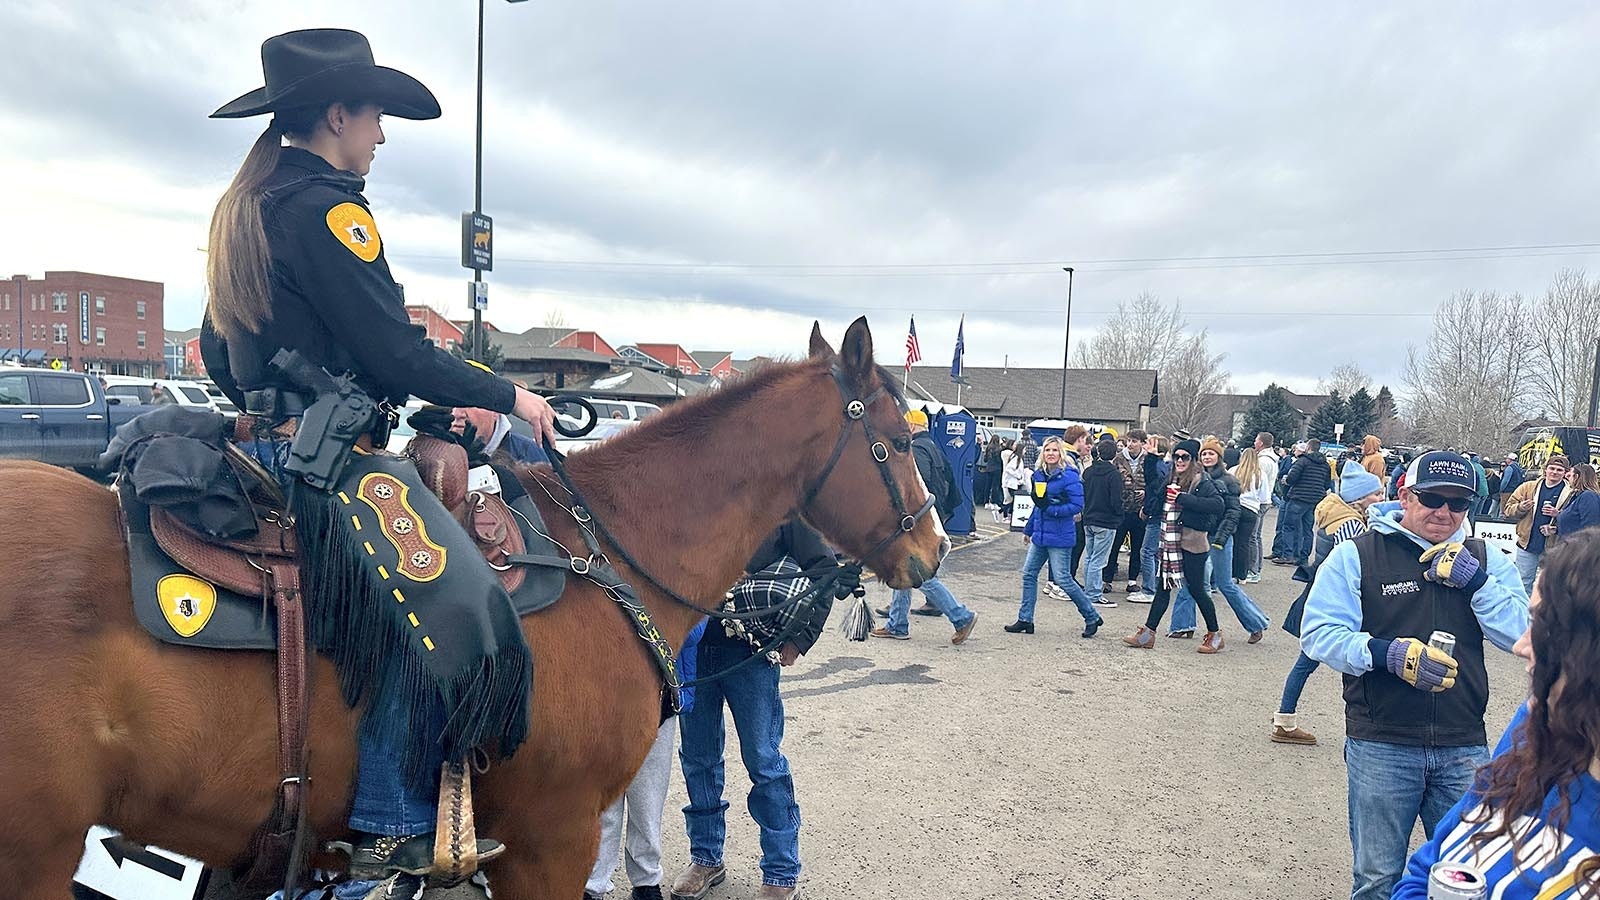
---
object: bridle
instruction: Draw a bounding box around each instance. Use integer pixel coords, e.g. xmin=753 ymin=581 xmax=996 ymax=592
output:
xmin=525 ymin=363 xmax=936 ymax=704
xmin=794 ymin=365 xmax=937 ymax=564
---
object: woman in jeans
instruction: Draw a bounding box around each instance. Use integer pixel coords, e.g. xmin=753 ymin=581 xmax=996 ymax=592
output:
xmin=1005 ymin=437 xmax=1104 ymax=638
xmin=1391 ymin=530 xmax=1600 ymax=898
xmin=1121 ymin=440 xmax=1227 ymax=653
xmin=1231 ymin=447 xmax=1270 ymax=584
xmin=1270 ymin=462 xmax=1385 ymax=745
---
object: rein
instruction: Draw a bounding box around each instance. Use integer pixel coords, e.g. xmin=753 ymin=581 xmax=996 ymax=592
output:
xmin=522 ymin=367 xmax=932 ymax=699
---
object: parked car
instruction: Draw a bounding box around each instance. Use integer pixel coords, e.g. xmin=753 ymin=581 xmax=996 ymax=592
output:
xmin=101 ymin=376 xmax=221 ymax=413
xmin=0 ymin=368 xmax=152 ymax=469
xmin=586 ymin=398 xmax=662 ymax=422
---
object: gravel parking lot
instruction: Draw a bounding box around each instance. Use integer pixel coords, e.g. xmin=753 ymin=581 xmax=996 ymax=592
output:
xmin=648 ymin=514 xmax=1529 ymax=900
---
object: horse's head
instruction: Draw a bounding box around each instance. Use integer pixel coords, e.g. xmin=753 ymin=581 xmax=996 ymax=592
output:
xmin=799 ymin=317 xmax=949 ymax=589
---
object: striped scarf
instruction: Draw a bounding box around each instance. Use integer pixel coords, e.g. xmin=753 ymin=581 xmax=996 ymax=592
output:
xmin=1160 ymin=490 xmax=1184 ymax=589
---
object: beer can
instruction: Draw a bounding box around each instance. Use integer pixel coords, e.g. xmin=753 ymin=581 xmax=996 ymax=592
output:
xmin=1429 ymin=630 xmax=1457 ymax=658
xmin=1428 ymin=861 xmax=1486 ymax=900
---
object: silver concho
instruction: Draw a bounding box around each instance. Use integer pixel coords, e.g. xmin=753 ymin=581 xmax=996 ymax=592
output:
xmin=410 ymin=550 xmax=433 ymax=569
xmin=846 ymin=399 xmax=866 ymax=420
xmin=392 ymin=516 xmax=415 ymax=535
xmin=372 ymin=482 xmax=396 ymax=500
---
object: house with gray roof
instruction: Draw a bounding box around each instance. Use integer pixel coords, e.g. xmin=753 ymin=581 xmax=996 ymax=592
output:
xmin=903 ymin=365 xmax=1159 ymax=434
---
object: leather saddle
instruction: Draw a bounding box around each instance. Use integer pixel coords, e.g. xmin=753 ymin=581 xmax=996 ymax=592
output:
xmin=123 ymin=434 xmax=565 ymax=652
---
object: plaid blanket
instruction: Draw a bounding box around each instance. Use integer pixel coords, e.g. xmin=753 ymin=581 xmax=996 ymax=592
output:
xmin=722 ymin=554 xmax=811 ymax=649
xmin=1159 ymin=490 xmax=1184 ymax=589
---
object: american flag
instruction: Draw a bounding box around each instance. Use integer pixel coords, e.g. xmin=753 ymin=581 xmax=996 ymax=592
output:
xmin=905 ymin=317 xmax=922 ymax=371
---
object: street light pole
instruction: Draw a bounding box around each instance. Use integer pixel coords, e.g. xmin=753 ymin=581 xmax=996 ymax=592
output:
xmin=1587 ymin=335 xmax=1600 ymax=429
xmin=471 ymin=0 xmax=530 ymax=362
xmin=1059 ymin=266 xmax=1074 ymax=419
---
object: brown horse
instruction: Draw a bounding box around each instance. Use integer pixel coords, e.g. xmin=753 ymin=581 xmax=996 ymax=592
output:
xmin=0 ymin=318 xmax=945 ymax=899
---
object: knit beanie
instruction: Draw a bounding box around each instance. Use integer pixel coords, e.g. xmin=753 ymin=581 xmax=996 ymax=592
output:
xmin=1199 ymin=437 xmax=1226 ymax=462
xmin=1174 ymin=439 xmax=1202 ymax=460
xmin=1338 ymin=461 xmax=1383 ymax=503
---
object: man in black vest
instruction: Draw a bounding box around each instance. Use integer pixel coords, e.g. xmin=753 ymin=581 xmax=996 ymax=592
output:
xmin=1301 ymin=450 xmax=1529 ymax=900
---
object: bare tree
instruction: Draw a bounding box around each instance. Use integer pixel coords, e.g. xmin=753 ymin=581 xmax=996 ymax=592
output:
xmin=543 ymin=307 xmax=571 ymax=329
xmin=1075 ymin=292 xmax=1228 ymax=432
xmin=1150 ymin=330 xmax=1231 ymax=434
xmin=1402 ymin=290 xmax=1533 ymax=451
xmin=1526 ymin=269 xmax=1600 ymax=423
xmin=1073 ymin=291 xmax=1187 ymax=372
xmin=1318 ymin=362 xmax=1371 ymax=398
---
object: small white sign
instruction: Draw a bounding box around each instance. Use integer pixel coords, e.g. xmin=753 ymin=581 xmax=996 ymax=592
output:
xmin=1010 ymin=493 xmax=1034 ymax=531
xmin=1473 ymin=518 xmax=1518 ymax=558
xmin=73 ymin=826 xmax=208 ymax=900
xmin=470 ymin=280 xmax=489 ymax=311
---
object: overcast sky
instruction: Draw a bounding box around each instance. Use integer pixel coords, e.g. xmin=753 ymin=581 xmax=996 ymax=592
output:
xmin=5 ymin=2 xmax=1599 ymax=395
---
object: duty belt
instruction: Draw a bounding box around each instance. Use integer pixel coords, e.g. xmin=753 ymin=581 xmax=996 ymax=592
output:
xmin=244 ymin=388 xmax=316 ymax=420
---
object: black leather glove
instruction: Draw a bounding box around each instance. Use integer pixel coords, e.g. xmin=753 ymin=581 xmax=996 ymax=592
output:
xmin=406 ymin=404 xmax=456 ymax=441
xmin=832 ymin=561 xmax=864 ymax=599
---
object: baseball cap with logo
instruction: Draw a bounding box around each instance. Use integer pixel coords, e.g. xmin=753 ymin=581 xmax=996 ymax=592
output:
xmin=1405 ymin=450 xmax=1479 ymax=495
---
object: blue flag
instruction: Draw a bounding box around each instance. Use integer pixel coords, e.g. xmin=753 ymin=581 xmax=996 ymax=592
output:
xmin=950 ymin=315 xmax=965 ymax=382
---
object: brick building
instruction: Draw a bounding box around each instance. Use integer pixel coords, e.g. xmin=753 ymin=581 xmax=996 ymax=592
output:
xmin=3 ymin=272 xmax=164 ymax=376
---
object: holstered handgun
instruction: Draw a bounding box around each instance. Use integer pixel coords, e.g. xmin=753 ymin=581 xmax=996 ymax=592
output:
xmin=269 ymin=349 xmax=377 ymax=492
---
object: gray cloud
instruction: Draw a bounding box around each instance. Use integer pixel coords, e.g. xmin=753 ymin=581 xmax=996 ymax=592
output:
xmin=5 ymin=2 xmax=1600 ymax=392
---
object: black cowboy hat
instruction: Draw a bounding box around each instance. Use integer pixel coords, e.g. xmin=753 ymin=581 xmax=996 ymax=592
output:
xmin=210 ymin=28 xmax=440 ymax=120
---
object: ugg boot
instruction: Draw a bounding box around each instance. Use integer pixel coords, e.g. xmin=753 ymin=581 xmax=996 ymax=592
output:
xmin=1271 ymin=712 xmax=1318 ymax=745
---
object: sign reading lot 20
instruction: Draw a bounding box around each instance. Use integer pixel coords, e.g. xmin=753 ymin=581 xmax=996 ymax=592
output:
xmin=73 ymin=827 xmax=207 ymax=900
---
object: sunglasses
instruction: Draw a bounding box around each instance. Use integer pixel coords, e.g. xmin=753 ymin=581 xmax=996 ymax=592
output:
xmin=1172 ymin=452 xmax=1191 ymax=461
xmin=1413 ymin=490 xmax=1472 ymax=513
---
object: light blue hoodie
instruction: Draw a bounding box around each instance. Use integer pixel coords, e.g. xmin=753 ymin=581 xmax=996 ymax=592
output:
xmin=1300 ymin=504 xmax=1529 ymax=677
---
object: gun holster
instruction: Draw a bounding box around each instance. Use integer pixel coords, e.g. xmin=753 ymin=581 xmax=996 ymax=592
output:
xmin=284 ymin=390 xmax=377 ymax=492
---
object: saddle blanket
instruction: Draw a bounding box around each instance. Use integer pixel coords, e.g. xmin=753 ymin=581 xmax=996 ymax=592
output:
xmin=122 ymin=459 xmax=567 ymax=651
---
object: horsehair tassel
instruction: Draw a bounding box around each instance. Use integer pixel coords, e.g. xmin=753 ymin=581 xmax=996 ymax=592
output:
xmin=838 ymin=591 xmax=875 ymax=642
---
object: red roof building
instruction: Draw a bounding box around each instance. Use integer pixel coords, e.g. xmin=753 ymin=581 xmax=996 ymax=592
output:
xmin=632 ymin=343 xmax=701 ymax=375
xmin=406 ymin=305 xmax=467 ymax=350
xmin=554 ymin=330 xmax=619 ymax=359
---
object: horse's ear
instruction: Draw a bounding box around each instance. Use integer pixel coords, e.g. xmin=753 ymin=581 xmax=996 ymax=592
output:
xmin=808 ymin=321 xmax=835 ymax=360
xmin=839 ymin=316 xmax=874 ymax=380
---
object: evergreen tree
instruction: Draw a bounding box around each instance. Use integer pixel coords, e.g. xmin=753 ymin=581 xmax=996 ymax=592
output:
xmin=449 ymin=322 xmax=505 ymax=372
xmin=1374 ymin=385 xmax=1401 ymax=441
xmin=1306 ymin=390 xmax=1350 ymax=443
xmin=1345 ymin=387 xmax=1377 ymax=439
xmin=1240 ymin=384 xmax=1303 ymax=448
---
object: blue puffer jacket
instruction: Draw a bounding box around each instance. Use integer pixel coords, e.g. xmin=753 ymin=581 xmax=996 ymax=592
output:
xmin=1024 ymin=464 xmax=1084 ymax=548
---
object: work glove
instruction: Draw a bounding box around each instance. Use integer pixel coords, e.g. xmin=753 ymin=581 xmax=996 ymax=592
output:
xmin=1419 ymin=542 xmax=1488 ymax=594
xmin=831 ymin=561 xmax=865 ymax=600
xmin=1382 ymin=637 xmax=1458 ymax=693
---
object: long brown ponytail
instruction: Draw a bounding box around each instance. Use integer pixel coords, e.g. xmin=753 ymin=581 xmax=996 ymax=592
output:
xmin=205 ymin=121 xmax=283 ymax=339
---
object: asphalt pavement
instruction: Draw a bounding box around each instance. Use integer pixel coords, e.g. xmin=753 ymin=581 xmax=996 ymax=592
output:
xmin=642 ymin=510 xmax=1530 ymax=900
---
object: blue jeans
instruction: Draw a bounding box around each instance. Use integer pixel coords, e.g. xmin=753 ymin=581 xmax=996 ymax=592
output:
xmin=1170 ymin=541 xmax=1270 ymax=634
xmin=1284 ymin=499 xmax=1317 ymax=564
xmin=1344 ymin=738 xmax=1488 ymax=900
xmin=348 ymin=692 xmax=444 ymax=835
xmin=1018 ymin=542 xmax=1097 ymax=623
xmin=679 ymin=642 xmax=801 ymax=887
xmin=1080 ymin=526 xmax=1116 ymax=604
xmin=1277 ymin=652 xmax=1320 ymax=714
xmin=1139 ymin=519 xmax=1160 ymax=594
xmin=1271 ymin=500 xmax=1292 ymax=557
xmin=885 ymin=577 xmax=976 ymax=635
xmin=1514 ymin=547 xmax=1541 ymax=595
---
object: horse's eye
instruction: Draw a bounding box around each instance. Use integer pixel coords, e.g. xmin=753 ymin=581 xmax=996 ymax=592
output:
xmin=892 ymin=435 xmax=912 ymax=453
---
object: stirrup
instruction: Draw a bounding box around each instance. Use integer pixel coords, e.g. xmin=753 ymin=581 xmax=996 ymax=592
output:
xmin=327 ymin=831 xmax=505 ymax=881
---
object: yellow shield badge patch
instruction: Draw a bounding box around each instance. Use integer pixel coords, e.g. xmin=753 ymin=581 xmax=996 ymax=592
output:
xmin=325 ymin=202 xmax=382 ymax=263
xmin=157 ymin=574 xmax=218 ymax=638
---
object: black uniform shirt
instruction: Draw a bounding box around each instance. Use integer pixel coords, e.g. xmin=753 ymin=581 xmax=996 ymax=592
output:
xmin=202 ymin=147 xmax=515 ymax=415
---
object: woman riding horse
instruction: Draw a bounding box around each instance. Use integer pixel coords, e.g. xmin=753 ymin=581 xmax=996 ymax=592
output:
xmin=203 ymin=28 xmax=557 ymax=880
